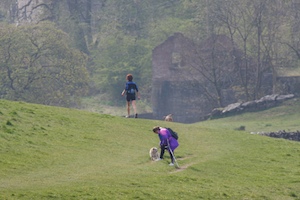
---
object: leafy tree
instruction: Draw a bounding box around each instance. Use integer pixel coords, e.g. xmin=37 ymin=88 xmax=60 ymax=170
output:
xmin=90 ymin=31 xmax=151 ymax=102
xmin=89 ymin=0 xmax=193 ymax=103
xmin=0 ymin=22 xmax=89 ymax=107
xmin=2 ymin=0 xmax=300 ymax=109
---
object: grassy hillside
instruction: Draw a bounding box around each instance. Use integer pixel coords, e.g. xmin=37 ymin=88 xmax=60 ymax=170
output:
xmin=1 ymin=99 xmax=300 ymax=199
xmin=201 ymin=98 xmax=300 ymax=132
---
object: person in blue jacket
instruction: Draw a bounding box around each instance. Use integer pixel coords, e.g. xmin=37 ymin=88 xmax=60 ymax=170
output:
xmin=121 ymin=74 xmax=140 ymax=118
xmin=152 ymin=126 xmax=179 ymax=166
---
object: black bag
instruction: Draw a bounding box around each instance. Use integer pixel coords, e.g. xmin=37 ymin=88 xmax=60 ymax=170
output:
xmin=166 ymin=127 xmax=178 ymax=140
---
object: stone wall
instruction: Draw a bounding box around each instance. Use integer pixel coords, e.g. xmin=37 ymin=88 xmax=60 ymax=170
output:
xmin=151 ymin=33 xmax=212 ymax=123
xmin=210 ymin=94 xmax=295 ymax=118
xmin=151 ymin=80 xmax=214 ymax=123
xmin=254 ymin=130 xmax=300 ymax=142
xmin=151 ymin=32 xmax=198 ymax=82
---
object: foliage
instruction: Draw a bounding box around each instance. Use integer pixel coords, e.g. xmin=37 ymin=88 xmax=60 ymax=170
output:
xmin=88 ymin=0 xmax=193 ymax=102
xmin=212 ymin=0 xmax=299 ymax=99
xmin=1 ymin=99 xmax=300 ymax=199
xmin=0 ymin=0 xmax=13 ymax=22
xmin=147 ymin=17 xmax=196 ymax=46
xmin=90 ymin=33 xmax=148 ymax=101
xmin=1 ymin=0 xmax=300 ymax=109
xmin=0 ymin=22 xmax=89 ymax=107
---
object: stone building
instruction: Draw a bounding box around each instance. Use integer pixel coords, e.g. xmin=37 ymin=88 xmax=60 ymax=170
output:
xmin=151 ymin=33 xmax=275 ymax=123
xmin=151 ymin=33 xmax=242 ymax=123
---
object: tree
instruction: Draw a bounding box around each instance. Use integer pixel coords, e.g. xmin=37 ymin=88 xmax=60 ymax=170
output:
xmin=283 ymin=0 xmax=300 ymax=61
xmin=197 ymin=0 xmax=292 ymax=101
xmin=0 ymin=22 xmax=89 ymax=107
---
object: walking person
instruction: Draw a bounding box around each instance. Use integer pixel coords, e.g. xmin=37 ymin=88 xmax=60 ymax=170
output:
xmin=121 ymin=74 xmax=140 ymax=118
xmin=152 ymin=126 xmax=179 ymax=166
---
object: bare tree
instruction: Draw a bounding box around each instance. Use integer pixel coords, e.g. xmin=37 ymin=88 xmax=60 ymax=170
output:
xmin=207 ymin=0 xmax=291 ymax=100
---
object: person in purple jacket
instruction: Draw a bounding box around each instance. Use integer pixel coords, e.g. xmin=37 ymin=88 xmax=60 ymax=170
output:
xmin=152 ymin=126 xmax=179 ymax=166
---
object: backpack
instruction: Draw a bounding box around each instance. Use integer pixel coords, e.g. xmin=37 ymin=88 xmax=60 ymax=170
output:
xmin=126 ymin=82 xmax=137 ymax=95
xmin=166 ymin=127 xmax=178 ymax=140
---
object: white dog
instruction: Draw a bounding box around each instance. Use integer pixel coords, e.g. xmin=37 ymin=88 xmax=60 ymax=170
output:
xmin=163 ymin=114 xmax=173 ymax=122
xmin=149 ymin=147 xmax=159 ymax=161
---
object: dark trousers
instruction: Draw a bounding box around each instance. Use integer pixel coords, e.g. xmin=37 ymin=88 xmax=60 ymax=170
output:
xmin=160 ymin=145 xmax=175 ymax=163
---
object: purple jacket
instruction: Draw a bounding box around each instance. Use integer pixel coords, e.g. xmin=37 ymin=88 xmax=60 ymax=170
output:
xmin=158 ymin=127 xmax=179 ymax=151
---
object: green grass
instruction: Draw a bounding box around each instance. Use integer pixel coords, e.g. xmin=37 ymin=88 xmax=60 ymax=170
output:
xmin=80 ymin=94 xmax=152 ymax=116
xmin=1 ymin=99 xmax=300 ymax=199
xmin=201 ymin=98 xmax=300 ymax=132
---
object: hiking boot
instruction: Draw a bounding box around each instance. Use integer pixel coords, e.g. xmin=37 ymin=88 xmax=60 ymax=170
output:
xmin=135 ymin=113 xmax=138 ymax=118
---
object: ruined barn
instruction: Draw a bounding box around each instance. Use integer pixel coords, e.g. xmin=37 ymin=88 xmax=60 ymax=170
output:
xmin=151 ymin=33 xmax=275 ymax=123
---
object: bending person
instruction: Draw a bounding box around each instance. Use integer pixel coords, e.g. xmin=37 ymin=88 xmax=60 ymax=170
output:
xmin=152 ymin=126 xmax=179 ymax=166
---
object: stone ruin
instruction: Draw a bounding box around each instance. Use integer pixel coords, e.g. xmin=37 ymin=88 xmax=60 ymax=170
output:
xmin=151 ymin=32 xmax=300 ymax=123
xmin=151 ymin=33 xmax=250 ymax=123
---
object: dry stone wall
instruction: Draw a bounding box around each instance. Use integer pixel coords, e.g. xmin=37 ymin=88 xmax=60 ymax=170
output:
xmin=210 ymin=94 xmax=295 ymax=118
xmin=254 ymin=130 xmax=300 ymax=142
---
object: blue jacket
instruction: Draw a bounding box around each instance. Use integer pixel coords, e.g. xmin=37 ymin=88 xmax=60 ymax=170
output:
xmin=125 ymin=81 xmax=138 ymax=95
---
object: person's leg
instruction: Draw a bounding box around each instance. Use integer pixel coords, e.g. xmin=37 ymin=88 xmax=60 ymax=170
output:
xmin=126 ymin=101 xmax=130 ymax=117
xmin=159 ymin=145 xmax=165 ymax=159
xmin=131 ymin=100 xmax=137 ymax=118
xmin=168 ymin=150 xmax=175 ymax=164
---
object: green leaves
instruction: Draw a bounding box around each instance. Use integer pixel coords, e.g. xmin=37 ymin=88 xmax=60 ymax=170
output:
xmin=0 ymin=22 xmax=89 ymax=107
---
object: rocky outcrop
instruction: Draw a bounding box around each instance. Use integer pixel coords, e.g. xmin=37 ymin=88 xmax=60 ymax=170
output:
xmin=210 ymin=94 xmax=295 ymax=118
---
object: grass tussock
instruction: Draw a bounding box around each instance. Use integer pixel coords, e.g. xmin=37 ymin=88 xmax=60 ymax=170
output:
xmin=1 ymin=99 xmax=300 ymax=199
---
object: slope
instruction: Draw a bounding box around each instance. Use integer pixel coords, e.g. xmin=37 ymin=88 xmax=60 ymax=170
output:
xmin=0 ymin=99 xmax=300 ymax=199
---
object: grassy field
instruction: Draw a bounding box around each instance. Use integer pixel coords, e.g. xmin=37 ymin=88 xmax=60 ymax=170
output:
xmin=80 ymin=95 xmax=152 ymax=117
xmin=1 ymin=98 xmax=300 ymax=199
